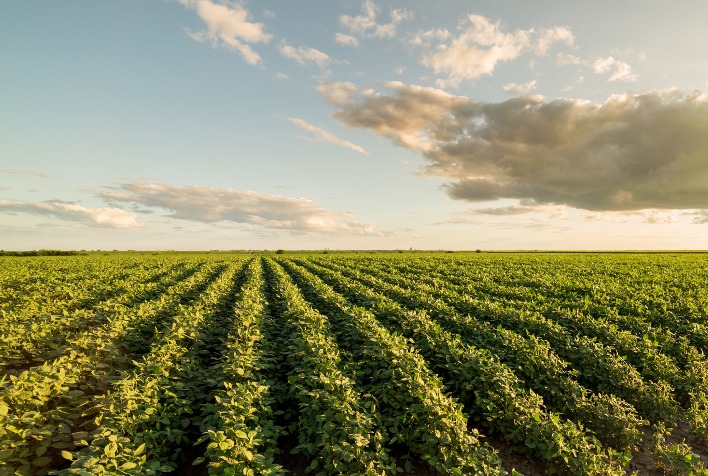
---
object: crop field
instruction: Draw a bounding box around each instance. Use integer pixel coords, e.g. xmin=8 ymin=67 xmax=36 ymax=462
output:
xmin=2 ymin=252 xmax=708 ymax=476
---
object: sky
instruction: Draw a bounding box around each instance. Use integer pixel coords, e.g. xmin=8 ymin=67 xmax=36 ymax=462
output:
xmin=2 ymin=1 xmax=708 ymax=250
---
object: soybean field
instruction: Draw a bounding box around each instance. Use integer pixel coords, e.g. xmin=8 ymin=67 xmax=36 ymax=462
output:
xmin=2 ymin=252 xmax=708 ymax=475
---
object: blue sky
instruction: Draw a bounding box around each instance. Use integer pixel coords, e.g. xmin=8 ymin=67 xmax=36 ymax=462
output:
xmin=2 ymin=1 xmax=708 ymax=250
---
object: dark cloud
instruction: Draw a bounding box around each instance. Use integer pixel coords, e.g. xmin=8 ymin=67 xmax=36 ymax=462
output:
xmin=323 ymin=81 xmax=708 ymax=211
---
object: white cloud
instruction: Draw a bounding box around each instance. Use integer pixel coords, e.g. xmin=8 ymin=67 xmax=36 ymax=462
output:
xmin=536 ymin=27 xmax=575 ymax=55
xmin=417 ymin=15 xmax=531 ymax=87
xmin=0 ymin=200 xmax=141 ymax=229
xmin=339 ymin=0 xmax=410 ymax=40
xmin=180 ymin=0 xmax=271 ymax=65
xmin=278 ymin=42 xmax=330 ymax=67
xmin=274 ymin=72 xmax=289 ymax=80
xmin=412 ymin=16 xmax=577 ymax=87
xmin=286 ymin=116 xmax=368 ymax=155
xmin=101 ymin=183 xmax=376 ymax=235
xmin=335 ymin=33 xmax=359 ymax=47
xmin=592 ymin=56 xmax=638 ymax=82
xmin=503 ymin=79 xmax=537 ymax=96
xmin=324 ymin=82 xmax=708 ymax=212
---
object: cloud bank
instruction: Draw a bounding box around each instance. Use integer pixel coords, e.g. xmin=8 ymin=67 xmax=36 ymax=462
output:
xmin=101 ymin=183 xmax=376 ymax=234
xmin=0 ymin=200 xmax=141 ymax=229
xmin=322 ymin=81 xmax=708 ymax=212
xmin=180 ymin=0 xmax=271 ymax=64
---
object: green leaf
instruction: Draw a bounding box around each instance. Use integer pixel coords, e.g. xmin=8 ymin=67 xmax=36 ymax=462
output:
xmin=32 ymin=456 xmax=52 ymax=467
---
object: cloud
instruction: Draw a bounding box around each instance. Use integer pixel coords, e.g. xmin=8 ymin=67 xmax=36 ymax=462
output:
xmin=316 ymin=81 xmax=358 ymax=105
xmin=286 ymin=116 xmax=368 ymax=155
xmin=101 ymin=183 xmax=376 ymax=235
xmin=689 ymin=210 xmax=708 ymax=224
xmin=0 ymin=200 xmax=141 ymax=229
xmin=0 ymin=169 xmax=53 ymax=179
xmin=557 ymin=53 xmax=584 ymax=65
xmin=180 ymin=0 xmax=271 ymax=65
xmin=335 ymin=33 xmax=359 ymax=47
xmin=322 ymin=81 xmax=708 ymax=212
xmin=278 ymin=42 xmax=330 ymax=67
xmin=339 ymin=0 xmax=410 ymax=40
xmin=642 ymin=212 xmax=676 ymax=224
xmin=503 ymin=79 xmax=537 ymax=95
xmin=413 ymin=15 xmax=575 ymax=87
xmin=536 ymin=27 xmax=575 ymax=55
xmin=473 ymin=205 xmax=539 ymax=215
xmin=592 ymin=56 xmax=638 ymax=82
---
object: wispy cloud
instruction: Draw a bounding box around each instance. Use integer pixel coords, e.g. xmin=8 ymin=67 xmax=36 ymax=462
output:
xmin=412 ymin=15 xmax=574 ymax=87
xmin=473 ymin=205 xmax=539 ymax=215
xmin=592 ymin=56 xmax=638 ymax=82
xmin=0 ymin=169 xmax=53 ymax=179
xmin=0 ymin=199 xmax=141 ymax=229
xmin=179 ymin=0 xmax=271 ymax=65
xmin=339 ymin=0 xmax=410 ymax=41
xmin=278 ymin=42 xmax=330 ymax=67
xmin=101 ymin=183 xmax=376 ymax=235
xmin=323 ymin=82 xmax=708 ymax=212
xmin=286 ymin=116 xmax=368 ymax=155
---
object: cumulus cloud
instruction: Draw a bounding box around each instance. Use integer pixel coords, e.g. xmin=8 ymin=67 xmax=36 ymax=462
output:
xmin=0 ymin=200 xmax=141 ymax=229
xmin=335 ymin=33 xmax=359 ymax=47
xmin=101 ymin=183 xmax=376 ymax=235
xmin=339 ymin=0 xmax=410 ymax=40
xmin=322 ymin=81 xmax=708 ymax=212
xmin=278 ymin=41 xmax=330 ymax=67
xmin=180 ymin=0 xmax=271 ymax=65
xmin=286 ymin=116 xmax=368 ymax=155
xmin=503 ymin=79 xmax=537 ymax=96
xmin=592 ymin=56 xmax=638 ymax=82
xmin=413 ymin=15 xmax=575 ymax=87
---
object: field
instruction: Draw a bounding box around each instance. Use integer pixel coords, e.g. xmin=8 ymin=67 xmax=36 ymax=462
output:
xmin=1 ymin=252 xmax=708 ymax=476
